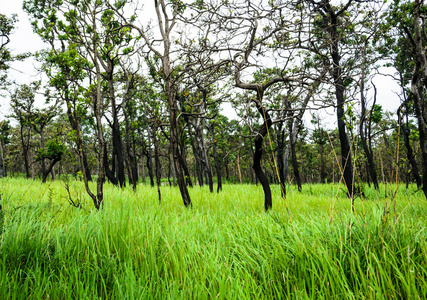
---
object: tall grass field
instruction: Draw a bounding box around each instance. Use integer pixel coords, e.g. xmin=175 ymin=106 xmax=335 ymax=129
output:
xmin=0 ymin=177 xmax=426 ymax=299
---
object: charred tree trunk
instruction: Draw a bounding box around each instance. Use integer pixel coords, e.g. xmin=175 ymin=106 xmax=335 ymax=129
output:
xmin=39 ymin=129 xmax=46 ymax=180
xmin=42 ymin=158 xmax=60 ymax=183
xmin=253 ymin=97 xmax=273 ymax=211
xmin=123 ymin=108 xmax=138 ymax=190
xmin=319 ymin=144 xmax=326 ymax=184
xmin=105 ymin=57 xmax=126 ymax=188
xmin=276 ymin=121 xmax=286 ymax=198
xmin=66 ymin=105 xmax=92 ymax=181
xmin=177 ymin=145 xmax=194 ymax=188
xmin=402 ymin=124 xmax=422 ymax=188
xmin=225 ymin=155 xmax=229 ymax=181
xmin=186 ymin=119 xmax=204 ymax=186
xmin=146 ymin=150 xmax=155 ymax=187
xmin=331 ymin=19 xmax=354 ymax=198
xmin=287 ymin=108 xmax=302 ymax=192
xmin=111 ymin=119 xmax=125 ymax=187
xmin=170 ymin=97 xmax=192 ymax=207
xmin=208 ymin=122 xmax=222 ymax=193
xmin=411 ymin=82 xmax=427 ymax=199
xmin=359 ymin=43 xmax=379 ymax=190
xmin=0 ymin=141 xmax=5 ymax=178
xmin=404 ymin=0 xmax=427 ymax=199
xmin=194 ymin=119 xmax=213 ymax=193
xmin=399 ymin=99 xmax=422 ymax=188
xmin=290 ymin=139 xmax=302 ymax=192
xmin=104 ymin=144 xmax=119 ymax=185
xmin=314 ymin=1 xmax=354 ymax=198
xmin=19 ymin=125 xmax=31 ymax=179
xmin=153 ymin=126 xmax=162 ymax=204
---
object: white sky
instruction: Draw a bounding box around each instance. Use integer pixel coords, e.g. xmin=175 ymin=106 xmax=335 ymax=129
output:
xmin=0 ymin=0 xmax=402 ymax=128
xmin=1 ymin=0 xmax=46 ymax=118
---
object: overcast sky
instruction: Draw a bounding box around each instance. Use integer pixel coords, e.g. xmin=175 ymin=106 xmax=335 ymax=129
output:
xmin=0 ymin=0 xmax=402 ymax=126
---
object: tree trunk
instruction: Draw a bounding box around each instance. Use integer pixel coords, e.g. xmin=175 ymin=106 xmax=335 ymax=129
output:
xmin=153 ymin=126 xmax=162 ymax=204
xmin=252 ymin=97 xmax=273 ymax=211
xmin=225 ymin=155 xmax=229 ymax=181
xmin=104 ymin=144 xmax=119 ymax=185
xmin=147 ymin=150 xmax=155 ymax=187
xmin=187 ymin=119 xmax=204 ymax=186
xmin=290 ymin=139 xmax=302 ymax=192
xmin=318 ymin=2 xmax=354 ymax=198
xmin=359 ymin=42 xmax=379 ymax=190
xmin=123 ymin=108 xmax=138 ymax=190
xmin=319 ymin=144 xmax=326 ymax=183
xmin=237 ymin=153 xmax=242 ymax=184
xmin=112 ymin=119 xmax=126 ymax=187
xmin=141 ymin=155 xmax=146 ymax=183
xmin=20 ymin=126 xmax=31 ymax=179
xmin=403 ymin=1 xmax=427 ymax=198
xmin=66 ymin=105 xmax=92 ymax=181
xmin=167 ymin=81 xmax=192 ymax=207
xmin=42 ymin=158 xmax=60 ymax=183
xmin=39 ymin=128 xmax=46 ymax=179
xmin=194 ymin=118 xmax=213 ymax=193
xmin=208 ymin=122 xmax=222 ymax=192
xmin=276 ymin=122 xmax=286 ymax=198
xmin=287 ymin=108 xmax=302 ymax=192
xmin=402 ymin=124 xmax=422 ymax=188
xmin=0 ymin=141 xmax=5 ymax=178
xmin=411 ymin=82 xmax=427 ymax=199
xmin=171 ymin=153 xmax=177 ymax=184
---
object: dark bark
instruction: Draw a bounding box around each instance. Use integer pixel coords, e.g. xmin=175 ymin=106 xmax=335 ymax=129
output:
xmin=311 ymin=0 xmax=355 ymax=198
xmin=399 ymin=100 xmax=422 ymax=188
xmin=20 ymin=125 xmax=31 ymax=179
xmin=167 ymin=155 xmax=172 ymax=186
xmin=290 ymin=138 xmax=302 ymax=192
xmin=225 ymin=155 xmax=229 ymax=181
xmin=360 ymin=113 xmax=379 ymax=190
xmin=186 ymin=119 xmax=204 ymax=186
xmin=402 ymin=124 xmax=422 ymax=188
xmin=328 ymin=7 xmax=354 ymax=198
xmin=405 ymin=0 xmax=427 ymax=199
xmin=194 ymin=121 xmax=213 ymax=193
xmin=275 ymin=122 xmax=286 ymax=197
xmin=411 ymin=76 xmax=427 ymax=199
xmin=111 ymin=120 xmax=126 ymax=187
xmin=146 ymin=150 xmax=155 ymax=187
xmin=39 ymin=129 xmax=46 ymax=180
xmin=201 ymin=90 xmax=222 ymax=192
xmin=399 ymin=76 xmax=423 ymax=188
xmin=123 ymin=108 xmax=138 ymax=190
xmin=102 ymin=54 xmax=126 ymax=188
xmin=359 ymin=44 xmax=379 ymax=190
xmin=177 ymin=145 xmax=194 ymax=188
xmin=42 ymin=158 xmax=60 ymax=183
xmin=208 ymin=122 xmax=222 ymax=192
xmin=66 ymin=105 xmax=92 ymax=181
xmin=287 ymin=108 xmax=302 ymax=192
xmin=104 ymin=144 xmax=119 ymax=185
xmin=153 ymin=127 xmax=162 ymax=204
xmin=319 ymin=144 xmax=326 ymax=183
xmin=170 ymin=96 xmax=192 ymax=207
xmin=0 ymin=142 xmax=4 ymax=178
xmin=253 ymin=98 xmax=273 ymax=211
xmin=92 ymin=52 xmax=106 ymax=210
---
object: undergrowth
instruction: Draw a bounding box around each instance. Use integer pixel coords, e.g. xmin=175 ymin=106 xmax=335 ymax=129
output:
xmin=0 ymin=177 xmax=426 ymax=299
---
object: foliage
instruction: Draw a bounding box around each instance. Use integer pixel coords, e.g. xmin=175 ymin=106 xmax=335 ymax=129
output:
xmin=36 ymin=140 xmax=66 ymax=161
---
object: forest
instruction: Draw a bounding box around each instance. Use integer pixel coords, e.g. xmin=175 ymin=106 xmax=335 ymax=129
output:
xmin=1 ymin=0 xmax=427 ymax=298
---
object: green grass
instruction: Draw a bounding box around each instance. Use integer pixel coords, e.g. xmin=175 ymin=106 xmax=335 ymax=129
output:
xmin=0 ymin=177 xmax=427 ymax=299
